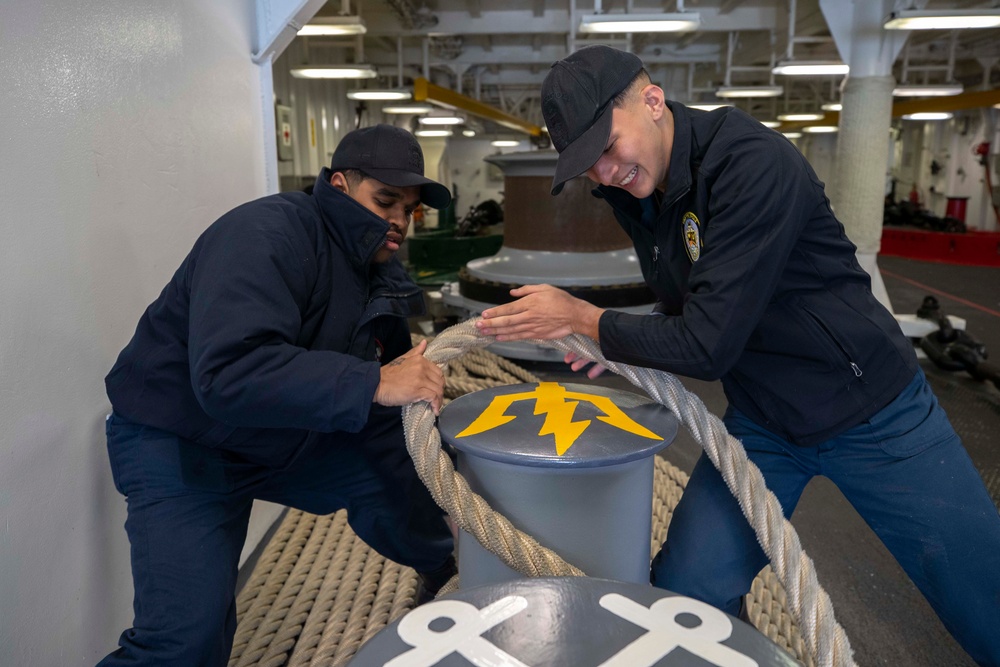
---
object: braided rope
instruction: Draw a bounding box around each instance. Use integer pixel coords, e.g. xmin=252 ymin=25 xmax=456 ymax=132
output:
xmin=228 ymin=343 xmax=543 ymax=667
xmin=286 ymin=511 xmax=356 ymax=666
xmin=229 ymin=328 xmax=824 ymax=666
xmin=230 ymin=511 xmax=319 ymax=667
xmin=405 ymin=319 xmax=856 ymax=667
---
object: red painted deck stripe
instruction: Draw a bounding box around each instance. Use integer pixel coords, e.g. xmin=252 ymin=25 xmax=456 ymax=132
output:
xmin=880 ymin=268 xmax=1000 ymax=319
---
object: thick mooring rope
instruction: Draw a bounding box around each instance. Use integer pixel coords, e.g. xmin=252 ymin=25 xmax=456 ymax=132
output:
xmin=230 ymin=336 xmax=814 ymax=666
xmin=404 ymin=319 xmax=856 ymax=667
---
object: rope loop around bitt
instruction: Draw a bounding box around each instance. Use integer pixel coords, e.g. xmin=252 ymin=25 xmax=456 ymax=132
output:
xmin=403 ymin=318 xmax=857 ymax=667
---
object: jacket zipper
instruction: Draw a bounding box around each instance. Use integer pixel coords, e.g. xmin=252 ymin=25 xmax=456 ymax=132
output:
xmin=653 ymin=186 xmax=691 ymax=266
xmin=804 ymin=309 xmax=863 ymax=378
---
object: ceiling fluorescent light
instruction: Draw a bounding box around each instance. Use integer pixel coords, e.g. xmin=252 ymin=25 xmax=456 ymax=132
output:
xmin=579 ymin=12 xmax=700 ymax=33
xmin=803 ymin=126 xmax=839 ymax=133
xmin=772 ymin=61 xmax=849 ymax=76
xmin=717 ymin=86 xmax=784 ymax=99
xmin=778 ymin=112 xmax=824 ymax=122
xmin=490 ymin=140 xmax=521 ymax=147
xmin=893 ymin=84 xmax=963 ymax=97
xmin=382 ymin=104 xmax=434 ymax=114
xmin=462 ymin=129 xmax=477 ymax=137
xmin=347 ymin=89 xmax=412 ymax=101
xmin=688 ymin=103 xmax=732 ymax=111
xmin=884 ymin=9 xmax=1000 ymax=30
xmin=419 ymin=114 xmax=464 ymax=126
xmin=782 ymin=132 xmax=802 ymax=139
xmin=760 ymin=120 xmax=781 ymax=128
xmin=821 ymin=102 xmax=842 ymax=111
xmin=415 ymin=129 xmax=453 ymax=137
xmin=297 ymin=16 xmax=367 ymax=36
xmin=902 ymin=112 xmax=954 ymax=121
xmin=290 ymin=65 xmax=377 ymax=79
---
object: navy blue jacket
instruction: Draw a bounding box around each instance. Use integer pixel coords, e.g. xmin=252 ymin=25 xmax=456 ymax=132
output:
xmin=597 ymin=103 xmax=917 ymax=445
xmin=106 ymin=168 xmax=424 ymax=467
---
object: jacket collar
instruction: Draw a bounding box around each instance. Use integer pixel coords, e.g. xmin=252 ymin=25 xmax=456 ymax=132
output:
xmin=593 ymin=100 xmax=695 ymax=217
xmin=313 ymin=167 xmax=389 ymax=268
xmin=661 ymin=101 xmax=694 ymax=205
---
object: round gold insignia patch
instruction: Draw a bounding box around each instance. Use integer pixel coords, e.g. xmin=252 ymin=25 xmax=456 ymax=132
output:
xmin=682 ymin=212 xmax=702 ymax=263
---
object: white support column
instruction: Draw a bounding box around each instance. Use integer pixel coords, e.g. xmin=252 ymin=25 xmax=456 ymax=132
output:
xmin=820 ymin=0 xmax=909 ymax=312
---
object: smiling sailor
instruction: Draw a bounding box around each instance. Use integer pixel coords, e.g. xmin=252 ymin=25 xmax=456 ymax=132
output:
xmin=475 ymin=45 xmax=1000 ymax=666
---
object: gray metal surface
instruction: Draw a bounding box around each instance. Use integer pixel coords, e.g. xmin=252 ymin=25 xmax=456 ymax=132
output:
xmin=464 ymin=247 xmax=647 ymax=286
xmin=455 ymin=455 xmax=657 ymax=586
xmin=347 ymin=577 xmax=799 ymax=667
xmin=439 ymin=382 xmax=677 ymax=587
xmin=440 ymin=382 xmax=678 ymax=467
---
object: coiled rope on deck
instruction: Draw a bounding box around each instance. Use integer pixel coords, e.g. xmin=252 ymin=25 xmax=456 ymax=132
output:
xmin=404 ymin=319 xmax=857 ymax=667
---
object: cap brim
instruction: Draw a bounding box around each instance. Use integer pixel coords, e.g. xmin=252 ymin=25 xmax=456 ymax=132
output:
xmin=362 ymin=168 xmax=453 ymax=210
xmin=550 ymin=103 xmax=614 ymax=196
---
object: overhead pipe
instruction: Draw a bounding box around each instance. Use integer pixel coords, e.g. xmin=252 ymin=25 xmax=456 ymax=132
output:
xmin=422 ymin=37 xmax=429 ymax=80
xmin=947 ymin=30 xmax=958 ymax=82
xmin=724 ymin=31 xmax=736 ymax=86
xmin=786 ymin=0 xmax=797 ymax=61
xmin=568 ymin=0 xmax=577 ymax=54
xmin=899 ymin=32 xmax=959 ymax=85
xmin=397 ymin=36 xmax=404 ymax=88
xmin=354 ymin=0 xmax=363 ymax=64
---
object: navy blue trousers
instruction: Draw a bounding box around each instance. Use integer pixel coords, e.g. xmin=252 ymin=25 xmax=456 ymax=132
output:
xmin=651 ymin=369 xmax=1000 ymax=665
xmin=98 ymin=407 xmax=453 ymax=667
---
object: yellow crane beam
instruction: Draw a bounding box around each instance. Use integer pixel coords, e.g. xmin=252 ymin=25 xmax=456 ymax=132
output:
xmin=414 ymin=77 xmax=543 ymax=137
xmin=779 ymin=87 xmax=1000 ymax=132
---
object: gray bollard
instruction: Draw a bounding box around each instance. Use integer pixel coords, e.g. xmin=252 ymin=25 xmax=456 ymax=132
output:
xmin=437 ymin=381 xmax=678 ymax=588
xmin=347 ymin=577 xmax=799 ymax=666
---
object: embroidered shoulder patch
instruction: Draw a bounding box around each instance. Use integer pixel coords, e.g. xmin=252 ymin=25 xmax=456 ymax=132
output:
xmin=682 ymin=212 xmax=702 ymax=263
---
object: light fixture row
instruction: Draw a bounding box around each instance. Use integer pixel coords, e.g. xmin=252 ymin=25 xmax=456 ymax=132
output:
xmin=412 ymin=129 xmax=517 ymax=143
xmin=293 ymin=7 xmax=1000 ymax=39
xmin=884 ymin=9 xmax=1000 ymax=30
xmin=291 ymin=6 xmax=1000 ymax=83
xmin=566 ymin=8 xmax=1000 ymax=34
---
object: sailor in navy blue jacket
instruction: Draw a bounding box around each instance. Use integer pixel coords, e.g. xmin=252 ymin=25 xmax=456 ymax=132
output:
xmin=478 ymin=47 xmax=1000 ymax=665
xmin=106 ymin=166 xmax=430 ymax=467
xmin=99 ymin=125 xmax=457 ymax=667
xmin=592 ymin=101 xmax=918 ymax=446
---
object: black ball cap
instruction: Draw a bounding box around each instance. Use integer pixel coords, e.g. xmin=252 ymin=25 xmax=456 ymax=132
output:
xmin=330 ymin=124 xmax=452 ymax=209
xmin=541 ymin=45 xmax=644 ymax=195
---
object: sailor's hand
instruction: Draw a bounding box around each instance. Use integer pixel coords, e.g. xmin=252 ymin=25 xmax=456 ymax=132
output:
xmin=564 ymin=351 xmax=607 ymax=379
xmin=476 ymin=284 xmax=604 ymax=342
xmin=373 ymin=339 xmax=444 ymax=415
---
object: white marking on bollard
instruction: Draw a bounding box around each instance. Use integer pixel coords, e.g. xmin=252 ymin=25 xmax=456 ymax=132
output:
xmin=598 ymin=594 xmax=759 ymax=667
xmin=387 ymin=595 xmax=530 ymax=667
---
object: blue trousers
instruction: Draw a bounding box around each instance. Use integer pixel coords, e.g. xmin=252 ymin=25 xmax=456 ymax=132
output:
xmin=651 ymin=369 xmax=1000 ymax=666
xmin=98 ymin=406 xmax=453 ymax=667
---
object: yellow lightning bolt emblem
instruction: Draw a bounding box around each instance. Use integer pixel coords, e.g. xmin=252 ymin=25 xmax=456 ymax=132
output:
xmin=455 ymin=382 xmax=662 ymax=455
